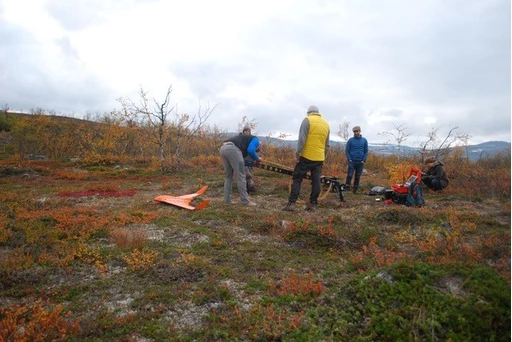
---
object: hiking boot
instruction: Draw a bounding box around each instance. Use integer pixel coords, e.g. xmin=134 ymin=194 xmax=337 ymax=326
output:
xmin=352 ymin=187 xmax=358 ymax=194
xmin=305 ymin=202 xmax=318 ymax=212
xmin=282 ymin=202 xmax=296 ymax=211
xmin=344 ymin=184 xmax=350 ymax=192
xmin=244 ymin=201 xmax=257 ymax=206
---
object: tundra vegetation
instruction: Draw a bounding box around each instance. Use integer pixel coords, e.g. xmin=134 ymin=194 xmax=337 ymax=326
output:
xmin=0 ymin=107 xmax=510 ymax=341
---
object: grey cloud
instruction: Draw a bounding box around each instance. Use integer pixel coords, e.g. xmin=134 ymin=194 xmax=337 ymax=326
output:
xmin=366 ymin=1 xmax=510 ymax=101
xmin=172 ymin=61 xmax=263 ymax=99
xmin=45 ymin=0 xmax=103 ymax=31
xmin=0 ymin=21 xmax=112 ymax=114
xmin=45 ymin=0 xmax=160 ymax=31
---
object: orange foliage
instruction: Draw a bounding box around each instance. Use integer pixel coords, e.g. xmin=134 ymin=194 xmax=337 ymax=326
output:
xmin=112 ymin=211 xmax=159 ymax=226
xmin=9 ymin=206 xmax=158 ymax=269
xmin=270 ymin=270 xmax=324 ymax=298
xmin=351 ymin=236 xmax=409 ymax=271
xmin=250 ymin=303 xmax=305 ymax=336
xmin=384 ymin=161 xmax=419 ymax=185
xmin=0 ymin=248 xmax=35 ymax=272
xmin=123 ymin=248 xmax=159 ymax=270
xmin=415 ymin=209 xmax=506 ymax=269
xmin=16 ymin=207 xmax=111 ymax=240
xmin=0 ymin=300 xmax=80 ymax=341
xmin=317 ymin=217 xmax=338 ymax=240
xmin=16 ymin=207 xmax=157 ymax=240
xmin=74 ymin=244 xmax=107 ymax=273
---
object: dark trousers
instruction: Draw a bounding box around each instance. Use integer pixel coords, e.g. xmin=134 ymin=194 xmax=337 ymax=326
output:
xmin=345 ymin=161 xmax=364 ymax=189
xmin=288 ymin=157 xmax=323 ymax=204
xmin=422 ymin=177 xmax=443 ymax=191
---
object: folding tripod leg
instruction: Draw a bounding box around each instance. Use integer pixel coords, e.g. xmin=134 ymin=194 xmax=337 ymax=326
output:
xmin=335 ymin=182 xmax=345 ymax=202
xmin=319 ymin=182 xmax=333 ymax=201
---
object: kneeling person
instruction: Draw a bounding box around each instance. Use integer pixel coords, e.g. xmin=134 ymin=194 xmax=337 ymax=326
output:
xmin=422 ymin=156 xmax=449 ymax=191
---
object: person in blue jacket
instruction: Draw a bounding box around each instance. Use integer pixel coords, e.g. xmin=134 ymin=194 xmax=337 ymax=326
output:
xmin=241 ymin=126 xmax=260 ymax=193
xmin=344 ymin=126 xmax=368 ymax=194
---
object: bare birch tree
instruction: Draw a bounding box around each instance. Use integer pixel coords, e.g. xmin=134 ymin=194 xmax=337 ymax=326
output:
xmin=378 ymin=123 xmax=411 ymax=160
xmin=118 ymin=85 xmax=216 ymax=172
xmin=379 ymin=123 xmax=410 ymax=147
xmin=419 ymin=126 xmax=468 ymax=162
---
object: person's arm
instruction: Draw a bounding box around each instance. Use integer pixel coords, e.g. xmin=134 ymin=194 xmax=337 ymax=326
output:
xmin=345 ymin=138 xmax=352 ymax=161
xmin=247 ymin=138 xmax=261 ymax=161
xmin=296 ymin=118 xmax=309 ymax=159
xmin=362 ymin=138 xmax=368 ymax=162
xmin=324 ymin=129 xmax=331 ymax=159
xmin=423 ymin=167 xmax=434 ymax=179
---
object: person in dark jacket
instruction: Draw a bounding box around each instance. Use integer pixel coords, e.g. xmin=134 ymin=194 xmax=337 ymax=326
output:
xmin=421 ymin=156 xmax=449 ymax=191
xmin=344 ymin=126 xmax=368 ymax=194
xmin=220 ymin=131 xmax=261 ymax=206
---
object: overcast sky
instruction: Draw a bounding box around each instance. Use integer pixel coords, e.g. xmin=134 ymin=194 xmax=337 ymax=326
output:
xmin=1 ymin=0 xmax=510 ymax=146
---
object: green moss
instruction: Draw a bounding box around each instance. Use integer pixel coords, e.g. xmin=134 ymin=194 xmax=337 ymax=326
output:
xmin=306 ymin=262 xmax=510 ymax=341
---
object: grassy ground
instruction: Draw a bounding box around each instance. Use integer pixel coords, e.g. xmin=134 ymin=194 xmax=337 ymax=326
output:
xmin=0 ymin=161 xmax=510 ymax=341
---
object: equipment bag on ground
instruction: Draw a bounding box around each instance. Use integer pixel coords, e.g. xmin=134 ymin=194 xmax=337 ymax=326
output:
xmin=405 ymin=182 xmax=425 ymax=207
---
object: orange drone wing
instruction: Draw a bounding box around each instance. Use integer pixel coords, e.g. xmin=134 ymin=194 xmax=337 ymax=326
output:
xmin=175 ymin=185 xmax=208 ymax=199
xmin=154 ymin=186 xmax=210 ymax=211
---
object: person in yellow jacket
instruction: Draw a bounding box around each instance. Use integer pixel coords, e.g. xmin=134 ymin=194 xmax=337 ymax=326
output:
xmin=283 ymin=105 xmax=330 ymax=212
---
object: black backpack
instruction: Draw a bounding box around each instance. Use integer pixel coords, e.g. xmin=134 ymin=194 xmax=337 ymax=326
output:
xmin=405 ymin=182 xmax=425 ymax=207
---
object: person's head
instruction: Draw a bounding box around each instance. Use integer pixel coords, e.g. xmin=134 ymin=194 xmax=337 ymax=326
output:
xmin=425 ymin=156 xmax=436 ymax=166
xmin=242 ymin=126 xmax=251 ymax=135
xmin=352 ymin=126 xmax=361 ymax=137
xmin=307 ymin=105 xmax=319 ymax=115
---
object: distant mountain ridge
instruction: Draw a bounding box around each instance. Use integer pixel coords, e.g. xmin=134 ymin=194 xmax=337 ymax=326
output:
xmin=257 ymin=137 xmax=510 ymax=161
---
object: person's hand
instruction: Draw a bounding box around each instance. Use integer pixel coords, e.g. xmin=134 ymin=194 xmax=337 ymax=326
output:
xmin=295 ymin=156 xmax=300 ymax=163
